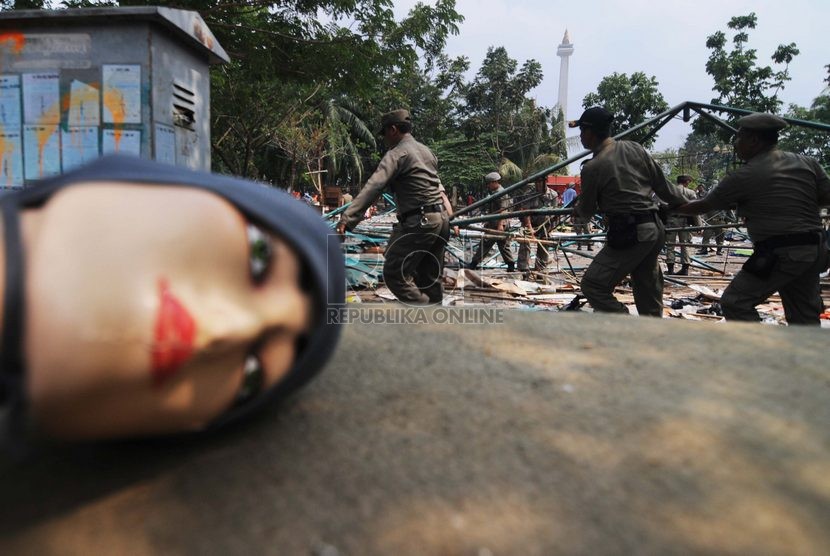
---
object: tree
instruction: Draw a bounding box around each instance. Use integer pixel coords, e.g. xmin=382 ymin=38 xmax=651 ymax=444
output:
xmin=676 ymin=131 xmax=738 ymax=188
xmin=582 ymin=71 xmax=668 ymax=148
xmin=695 ymin=12 xmax=799 ymax=138
xmin=774 ymin=64 xmax=830 ymax=168
xmin=430 ymin=133 xmax=498 ymax=197
xmin=460 ymin=46 xmax=545 ymax=160
xmin=116 ymin=0 xmax=464 ymax=183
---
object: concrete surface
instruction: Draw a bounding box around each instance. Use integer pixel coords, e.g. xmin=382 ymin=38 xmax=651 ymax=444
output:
xmin=1 ymin=308 xmax=828 ymax=555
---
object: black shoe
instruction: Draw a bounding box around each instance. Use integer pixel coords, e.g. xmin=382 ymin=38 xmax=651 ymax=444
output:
xmin=587 ymin=246 xmax=593 ymax=251
xmin=696 ymin=249 xmax=708 ymax=255
xmin=667 ymin=264 xmax=675 ymax=274
xmin=716 ymin=249 xmax=722 ymax=255
xmin=678 ymin=265 xmax=689 ymax=276
xmin=576 ymin=245 xmax=582 ymax=250
xmin=506 ymin=264 xmax=515 ymax=273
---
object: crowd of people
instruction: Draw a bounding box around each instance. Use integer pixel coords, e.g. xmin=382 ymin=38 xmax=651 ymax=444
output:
xmin=338 ymin=107 xmax=829 ymax=327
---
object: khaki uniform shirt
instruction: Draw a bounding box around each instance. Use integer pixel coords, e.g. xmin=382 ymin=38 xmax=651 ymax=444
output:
xmin=704 ymin=147 xmax=830 ymax=242
xmin=667 ymin=185 xmax=700 ymax=226
xmin=577 ymin=139 xmax=687 ymax=218
xmin=484 ymin=185 xmax=511 ymax=229
xmin=340 ymin=135 xmax=442 ymax=230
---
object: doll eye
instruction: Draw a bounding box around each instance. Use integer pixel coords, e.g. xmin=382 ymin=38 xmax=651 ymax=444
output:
xmin=235 ymin=353 xmax=264 ymax=406
xmin=247 ymin=224 xmax=273 ymax=284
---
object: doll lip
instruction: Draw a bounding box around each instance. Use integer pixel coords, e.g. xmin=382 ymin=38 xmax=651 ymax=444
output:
xmin=151 ymin=278 xmax=196 ymax=387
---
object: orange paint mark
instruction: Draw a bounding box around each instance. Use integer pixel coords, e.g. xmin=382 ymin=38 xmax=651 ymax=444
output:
xmin=0 ymin=32 xmax=25 ymax=55
xmin=62 ymin=81 xmax=100 ymax=125
xmin=102 ymin=88 xmax=125 ymax=148
xmin=34 ymin=124 xmax=57 ymax=177
xmin=0 ymin=123 xmax=15 ymax=186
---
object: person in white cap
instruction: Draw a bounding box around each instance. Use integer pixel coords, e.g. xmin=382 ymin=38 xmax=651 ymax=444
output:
xmin=678 ymin=112 xmax=830 ymax=325
xmin=465 ymin=172 xmax=516 ymax=272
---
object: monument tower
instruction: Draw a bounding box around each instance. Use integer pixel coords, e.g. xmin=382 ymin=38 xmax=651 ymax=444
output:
xmin=556 ymin=29 xmax=574 ymax=123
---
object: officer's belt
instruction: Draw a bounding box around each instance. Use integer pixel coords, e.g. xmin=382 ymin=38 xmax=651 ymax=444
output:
xmin=605 ymin=211 xmax=657 ymax=224
xmin=399 ymin=203 xmax=444 ymax=220
xmin=755 ymin=231 xmax=822 ymax=250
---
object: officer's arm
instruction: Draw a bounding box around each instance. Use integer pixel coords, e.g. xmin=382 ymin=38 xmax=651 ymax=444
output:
xmin=576 ymin=169 xmax=598 ymax=219
xmin=648 ymin=157 xmax=687 ymax=207
xmin=339 ymin=151 xmax=400 ymax=231
xmin=676 ymin=197 xmax=717 ymax=215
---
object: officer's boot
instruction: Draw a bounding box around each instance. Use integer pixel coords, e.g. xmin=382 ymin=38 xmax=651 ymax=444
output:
xmin=666 ymin=263 xmax=674 ymax=274
xmin=587 ymin=242 xmax=593 ymax=251
xmin=506 ymin=262 xmax=515 ymax=273
xmin=716 ymin=247 xmax=722 ymax=255
xmin=696 ymin=247 xmax=709 ymax=255
xmin=678 ymin=264 xmax=689 ymax=276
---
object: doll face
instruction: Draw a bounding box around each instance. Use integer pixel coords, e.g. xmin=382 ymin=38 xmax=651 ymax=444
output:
xmin=20 ymin=183 xmax=313 ymax=440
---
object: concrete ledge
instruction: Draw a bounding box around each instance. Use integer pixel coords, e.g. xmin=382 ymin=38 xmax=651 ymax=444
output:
xmin=1 ymin=309 xmax=828 ymax=555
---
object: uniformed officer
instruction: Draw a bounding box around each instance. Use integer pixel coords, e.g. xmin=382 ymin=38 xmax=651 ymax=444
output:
xmin=571 ymin=107 xmax=688 ymax=317
xmin=516 ymin=179 xmax=555 ymax=277
xmin=337 ymin=109 xmax=450 ymax=304
xmin=466 ymin=172 xmax=516 ymax=272
xmin=664 ymin=174 xmax=699 ymax=275
xmin=678 ymin=112 xmax=830 ymax=325
xmin=698 ymin=206 xmax=728 ymax=255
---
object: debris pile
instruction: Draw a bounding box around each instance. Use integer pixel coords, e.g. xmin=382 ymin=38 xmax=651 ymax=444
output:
xmin=331 ymin=204 xmax=830 ymax=326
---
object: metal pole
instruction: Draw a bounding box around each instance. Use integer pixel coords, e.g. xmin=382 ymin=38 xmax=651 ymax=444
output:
xmin=452 ymin=102 xmax=692 ymax=219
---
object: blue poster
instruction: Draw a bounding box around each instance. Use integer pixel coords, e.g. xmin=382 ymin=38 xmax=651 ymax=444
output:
xmin=23 ymin=124 xmax=60 ymax=180
xmin=0 ymin=129 xmax=23 ymax=187
xmin=61 ymin=126 xmax=99 ymax=171
xmin=0 ymin=75 xmax=21 ymax=129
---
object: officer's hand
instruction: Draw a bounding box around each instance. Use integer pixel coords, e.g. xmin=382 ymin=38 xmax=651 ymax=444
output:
xmin=336 ymin=222 xmax=347 ymax=237
xmin=452 ymin=225 xmax=461 ymax=236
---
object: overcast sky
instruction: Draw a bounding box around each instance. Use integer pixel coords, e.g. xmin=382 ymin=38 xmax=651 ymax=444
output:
xmin=392 ymin=0 xmax=829 ymax=151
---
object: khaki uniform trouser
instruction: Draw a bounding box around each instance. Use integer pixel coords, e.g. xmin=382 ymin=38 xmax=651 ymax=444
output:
xmin=665 ymin=217 xmax=691 ymax=264
xmin=517 ymin=217 xmax=551 ymax=271
xmin=580 ymin=220 xmax=665 ymax=317
xmin=721 ymin=242 xmax=828 ymax=325
xmin=470 ymin=226 xmax=516 ymax=267
xmin=702 ymin=224 xmax=725 ymax=248
xmin=384 ymin=210 xmax=450 ymax=304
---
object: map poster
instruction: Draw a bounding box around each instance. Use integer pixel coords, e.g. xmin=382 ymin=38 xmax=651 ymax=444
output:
xmin=61 ymin=126 xmax=99 ymax=171
xmin=154 ymin=123 xmax=176 ymax=165
xmin=0 ymin=75 xmax=22 ymax=129
xmin=102 ymin=128 xmax=140 ymax=156
xmin=102 ymin=65 xmax=141 ymax=124
xmin=0 ymin=129 xmax=23 ymax=187
xmin=23 ymin=124 xmax=60 ymax=180
xmin=22 ymin=72 xmax=60 ymax=125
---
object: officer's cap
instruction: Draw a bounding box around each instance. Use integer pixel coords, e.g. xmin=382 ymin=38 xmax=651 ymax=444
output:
xmin=379 ymin=109 xmax=412 ymax=133
xmin=484 ymin=172 xmax=501 ymax=183
xmin=568 ymin=106 xmax=614 ymax=129
xmin=736 ymin=113 xmax=788 ymax=132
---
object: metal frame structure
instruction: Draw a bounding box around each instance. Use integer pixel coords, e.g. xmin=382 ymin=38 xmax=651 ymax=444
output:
xmin=450 ymin=100 xmax=830 ymax=224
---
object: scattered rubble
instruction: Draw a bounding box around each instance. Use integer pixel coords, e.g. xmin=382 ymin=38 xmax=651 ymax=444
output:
xmin=334 ymin=209 xmax=830 ymax=326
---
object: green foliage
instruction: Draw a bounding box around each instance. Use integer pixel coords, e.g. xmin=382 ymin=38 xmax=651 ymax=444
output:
xmin=460 ymin=46 xmax=545 ymax=159
xmin=582 ymin=71 xmax=668 ymax=148
xmin=780 ymin=95 xmax=830 ymax=168
xmin=431 ymin=133 xmax=498 ymax=195
xmin=695 ymin=12 xmax=798 ymax=138
xmin=550 ymin=106 xmax=568 ymax=163
xmin=676 ymin=131 xmax=738 ymax=189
